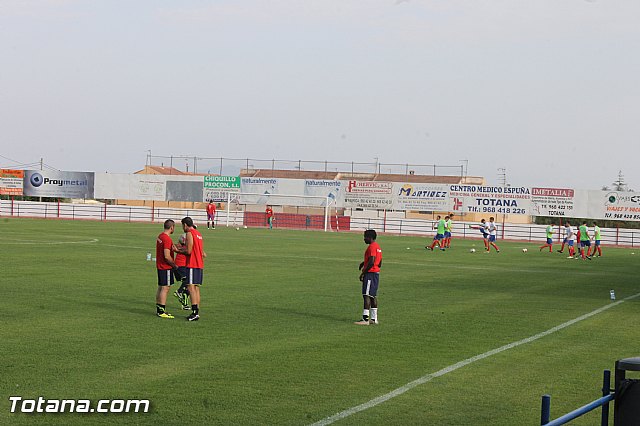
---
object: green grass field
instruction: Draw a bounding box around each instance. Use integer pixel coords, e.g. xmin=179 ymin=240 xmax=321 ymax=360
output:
xmin=1 ymin=217 xmax=639 ymax=425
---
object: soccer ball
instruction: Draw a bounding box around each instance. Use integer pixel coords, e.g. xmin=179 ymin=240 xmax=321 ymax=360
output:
xmin=243 ymin=226 xmax=248 ymax=229
xmin=236 ymin=227 xmax=240 ymax=231
xmin=469 ymin=248 xmax=476 ymax=253
xmin=522 ymin=248 xmax=528 ymax=253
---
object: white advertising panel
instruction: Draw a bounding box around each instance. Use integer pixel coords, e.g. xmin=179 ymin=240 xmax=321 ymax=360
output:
xmin=448 ymin=185 xmax=532 ymax=216
xmin=596 ymin=190 xmax=640 ymax=221
xmin=23 ymin=170 xmax=94 ymax=198
xmin=340 ymin=180 xmax=394 ymax=209
xmin=392 ymin=183 xmax=449 ymax=211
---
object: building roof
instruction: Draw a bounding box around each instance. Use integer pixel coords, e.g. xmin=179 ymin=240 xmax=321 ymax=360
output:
xmin=240 ymin=168 xmax=484 ymax=184
xmin=134 ymin=165 xmax=211 ymax=176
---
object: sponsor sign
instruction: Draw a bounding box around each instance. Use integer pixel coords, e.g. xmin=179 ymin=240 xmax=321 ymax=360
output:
xmin=23 ymin=170 xmax=94 ymax=198
xmin=448 ymin=185 xmax=532 ymax=216
xmin=0 ymin=169 xmax=24 ymax=195
xmin=392 ymin=183 xmax=449 ymax=211
xmin=203 ymin=176 xmax=240 ymax=202
xmin=341 ymin=180 xmax=393 ymax=209
xmin=600 ymin=191 xmax=640 ymax=221
xmin=203 ymin=176 xmax=240 ymax=189
xmin=304 ymin=180 xmax=342 ymax=206
xmin=531 ymin=187 xmax=576 ymax=217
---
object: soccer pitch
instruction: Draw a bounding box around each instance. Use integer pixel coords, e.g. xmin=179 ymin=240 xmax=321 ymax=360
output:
xmin=1 ymin=218 xmax=639 ymax=425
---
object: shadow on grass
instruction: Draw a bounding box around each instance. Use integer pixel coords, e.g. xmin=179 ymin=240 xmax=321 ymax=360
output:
xmin=50 ymin=293 xmax=153 ymax=318
xmin=264 ymin=306 xmax=350 ymax=323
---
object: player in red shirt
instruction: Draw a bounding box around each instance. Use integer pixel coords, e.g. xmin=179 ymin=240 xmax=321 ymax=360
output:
xmin=179 ymin=217 xmax=206 ymax=321
xmin=172 ymin=233 xmax=191 ymax=310
xmin=265 ymin=206 xmax=274 ymax=229
xmin=206 ymin=201 xmax=216 ymax=229
xmin=155 ymin=219 xmax=181 ymax=319
xmin=355 ymin=229 xmax=383 ymax=325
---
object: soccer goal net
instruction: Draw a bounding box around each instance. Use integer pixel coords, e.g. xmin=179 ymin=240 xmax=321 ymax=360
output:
xmin=221 ymin=192 xmax=345 ymax=231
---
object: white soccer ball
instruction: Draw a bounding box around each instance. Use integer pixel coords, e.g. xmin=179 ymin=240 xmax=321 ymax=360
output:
xmin=522 ymin=248 xmax=528 ymax=253
xmin=236 ymin=227 xmax=240 ymax=231
xmin=243 ymin=225 xmax=248 ymax=229
xmin=470 ymin=248 xmax=476 ymax=253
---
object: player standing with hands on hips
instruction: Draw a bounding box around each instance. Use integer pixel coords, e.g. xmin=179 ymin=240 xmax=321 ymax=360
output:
xmin=355 ymin=229 xmax=382 ymax=326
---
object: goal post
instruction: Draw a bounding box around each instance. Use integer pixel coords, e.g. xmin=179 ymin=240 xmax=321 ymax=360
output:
xmin=224 ymin=192 xmax=335 ymax=231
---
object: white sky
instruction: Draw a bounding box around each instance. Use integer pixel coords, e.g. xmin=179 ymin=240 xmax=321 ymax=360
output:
xmin=1 ymin=0 xmax=639 ymax=189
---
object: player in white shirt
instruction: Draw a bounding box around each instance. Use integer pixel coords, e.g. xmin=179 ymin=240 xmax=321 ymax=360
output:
xmin=485 ymin=217 xmax=500 ymax=253
xmin=557 ymin=222 xmax=575 ymax=258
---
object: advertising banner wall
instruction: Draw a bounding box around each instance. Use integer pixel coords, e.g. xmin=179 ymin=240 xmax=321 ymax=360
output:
xmin=340 ymin=180 xmax=394 ymax=209
xmin=1 ymin=169 xmax=24 ymax=195
xmin=448 ymin=185 xmax=532 ymax=216
xmin=23 ymin=170 xmax=94 ymax=198
xmin=392 ymin=183 xmax=449 ymax=211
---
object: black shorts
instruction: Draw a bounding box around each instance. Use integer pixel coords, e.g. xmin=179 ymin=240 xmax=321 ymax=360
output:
xmin=184 ymin=268 xmax=204 ymax=285
xmin=157 ymin=269 xmax=175 ymax=287
xmin=361 ymin=272 xmax=379 ymax=297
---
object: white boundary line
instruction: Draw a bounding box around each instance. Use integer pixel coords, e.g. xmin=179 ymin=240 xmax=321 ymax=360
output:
xmin=310 ymin=291 xmax=640 ymax=426
xmin=7 ymin=238 xmax=99 ymax=245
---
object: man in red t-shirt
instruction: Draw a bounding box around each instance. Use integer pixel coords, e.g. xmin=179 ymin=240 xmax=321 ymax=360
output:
xmin=172 ymin=233 xmax=191 ymax=310
xmin=155 ymin=219 xmax=181 ymax=319
xmin=179 ymin=216 xmax=206 ymax=321
xmin=206 ymin=201 xmax=216 ymax=230
xmin=265 ymin=206 xmax=274 ymax=229
xmin=355 ymin=229 xmax=383 ymax=325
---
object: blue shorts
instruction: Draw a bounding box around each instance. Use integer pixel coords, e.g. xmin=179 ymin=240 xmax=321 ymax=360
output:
xmin=595 ymin=240 xmax=601 ymax=246
xmin=184 ymin=268 xmax=204 ymax=285
xmin=481 ymin=232 xmax=488 ymax=239
xmin=444 ymin=231 xmax=452 ymax=238
xmin=207 ymin=213 xmax=215 ymax=221
xmin=581 ymin=240 xmax=591 ymax=248
xmin=489 ymin=235 xmax=496 ymax=243
xmin=568 ymin=240 xmax=574 ymax=247
xmin=434 ymin=233 xmax=444 ymax=240
xmin=157 ymin=269 xmax=175 ymax=287
xmin=563 ymin=237 xmax=569 ymax=244
xmin=362 ymin=272 xmax=379 ymax=297
xmin=546 ymin=238 xmax=553 ymax=245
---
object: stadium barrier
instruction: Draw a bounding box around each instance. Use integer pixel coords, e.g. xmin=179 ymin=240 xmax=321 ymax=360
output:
xmin=540 ymin=370 xmax=612 ymax=426
xmin=2 ymin=200 xmax=640 ymax=246
xmin=541 ymin=358 xmax=640 ymax=425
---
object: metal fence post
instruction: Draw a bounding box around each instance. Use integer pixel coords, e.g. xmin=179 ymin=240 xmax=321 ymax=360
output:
xmin=601 ymin=369 xmax=611 ymax=426
xmin=541 ymin=394 xmax=551 ymax=425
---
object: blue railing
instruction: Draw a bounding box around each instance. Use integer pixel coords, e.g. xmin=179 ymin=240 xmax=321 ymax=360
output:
xmin=541 ymin=370 xmax=613 ymax=425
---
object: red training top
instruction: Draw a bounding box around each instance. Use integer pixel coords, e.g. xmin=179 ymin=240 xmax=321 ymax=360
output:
xmin=186 ymin=228 xmax=204 ymax=269
xmin=156 ymin=232 xmax=174 ymax=270
xmin=266 ymin=208 xmax=273 ymax=218
xmin=207 ymin=204 xmax=216 ymax=215
xmin=364 ymin=242 xmax=382 ymax=273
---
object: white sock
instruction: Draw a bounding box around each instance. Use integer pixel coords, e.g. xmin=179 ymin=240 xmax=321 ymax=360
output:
xmin=370 ymin=308 xmax=378 ymax=322
xmin=362 ymin=309 xmax=369 ymax=320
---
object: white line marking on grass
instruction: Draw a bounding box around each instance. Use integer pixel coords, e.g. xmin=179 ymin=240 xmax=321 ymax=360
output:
xmin=310 ymin=291 xmax=640 ymax=426
xmin=7 ymin=238 xmax=99 ymax=245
